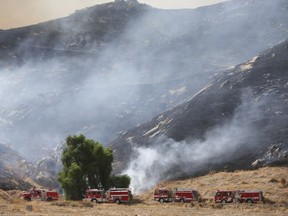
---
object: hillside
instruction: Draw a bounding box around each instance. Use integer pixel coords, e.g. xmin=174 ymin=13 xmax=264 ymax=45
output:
xmin=111 ymin=38 xmax=288 ymax=192
xmin=0 ymin=143 xmax=33 ymax=190
xmin=0 ymin=167 xmax=287 ymax=216
xmin=0 ymin=0 xmax=288 ymax=190
xmin=1 ymin=0 xmax=288 ymax=158
xmin=142 ymin=166 xmax=288 ymax=206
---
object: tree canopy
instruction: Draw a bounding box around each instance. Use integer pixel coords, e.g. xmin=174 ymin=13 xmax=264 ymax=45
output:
xmin=58 ymin=134 xmax=114 ymax=200
xmin=109 ymin=174 xmax=131 ymax=188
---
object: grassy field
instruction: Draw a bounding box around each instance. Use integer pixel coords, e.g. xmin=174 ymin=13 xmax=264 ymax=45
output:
xmin=0 ymin=166 xmax=287 ymax=215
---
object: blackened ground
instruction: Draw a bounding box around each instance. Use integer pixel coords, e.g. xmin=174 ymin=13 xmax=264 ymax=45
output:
xmin=111 ymin=39 xmax=288 ymax=175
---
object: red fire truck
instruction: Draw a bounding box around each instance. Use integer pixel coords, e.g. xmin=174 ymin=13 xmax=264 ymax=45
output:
xmin=21 ymin=188 xmax=59 ymax=201
xmin=154 ymin=188 xmax=199 ymax=203
xmin=214 ymin=190 xmax=264 ymax=204
xmin=84 ymin=189 xmax=106 ymax=203
xmin=84 ymin=188 xmax=132 ymax=204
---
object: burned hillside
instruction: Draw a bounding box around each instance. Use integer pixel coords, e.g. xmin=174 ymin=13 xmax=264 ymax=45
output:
xmin=0 ymin=0 xmax=288 ymax=190
xmin=111 ymin=39 xmax=288 ymax=191
xmin=1 ymin=0 xmax=288 ymax=158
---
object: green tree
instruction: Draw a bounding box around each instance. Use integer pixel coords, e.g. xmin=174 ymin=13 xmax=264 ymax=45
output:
xmin=109 ymin=174 xmax=131 ymax=188
xmin=58 ymin=134 xmax=113 ymax=200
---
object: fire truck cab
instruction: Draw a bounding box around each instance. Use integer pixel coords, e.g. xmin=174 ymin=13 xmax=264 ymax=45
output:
xmin=154 ymin=188 xmax=173 ymax=203
xmin=214 ymin=190 xmax=235 ymax=204
xmin=84 ymin=189 xmax=105 ymax=203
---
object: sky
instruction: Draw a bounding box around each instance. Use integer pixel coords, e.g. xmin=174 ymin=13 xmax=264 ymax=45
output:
xmin=0 ymin=0 xmax=226 ymax=30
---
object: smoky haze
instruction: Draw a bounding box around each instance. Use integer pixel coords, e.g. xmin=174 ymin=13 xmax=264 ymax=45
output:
xmin=122 ymin=89 xmax=277 ymax=193
xmin=0 ymin=0 xmax=287 ymax=165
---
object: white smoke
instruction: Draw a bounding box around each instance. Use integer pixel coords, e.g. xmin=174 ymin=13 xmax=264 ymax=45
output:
xmin=0 ymin=0 xmax=287 ymax=161
xmin=123 ymin=90 xmax=267 ymax=194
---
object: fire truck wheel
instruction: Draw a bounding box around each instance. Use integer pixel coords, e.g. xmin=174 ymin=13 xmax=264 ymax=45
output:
xmin=159 ymin=198 xmax=164 ymax=203
xmin=24 ymin=197 xmax=31 ymax=201
xmin=115 ymin=199 xmax=121 ymax=204
xmin=246 ymin=199 xmax=253 ymax=203
xmin=221 ymin=200 xmax=226 ymax=204
xmin=91 ymin=199 xmax=97 ymax=203
xmin=180 ymin=198 xmax=185 ymax=203
xmin=47 ymin=197 xmax=53 ymax=202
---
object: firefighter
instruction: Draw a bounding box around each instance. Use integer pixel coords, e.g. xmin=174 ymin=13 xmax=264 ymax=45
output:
xmin=235 ymin=191 xmax=240 ymax=203
xmin=42 ymin=190 xmax=47 ymax=201
xmin=30 ymin=187 xmax=36 ymax=195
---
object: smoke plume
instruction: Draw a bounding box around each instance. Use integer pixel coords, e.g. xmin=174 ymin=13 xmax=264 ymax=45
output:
xmin=0 ymin=0 xmax=287 ymax=162
xmin=123 ymin=90 xmax=275 ymax=193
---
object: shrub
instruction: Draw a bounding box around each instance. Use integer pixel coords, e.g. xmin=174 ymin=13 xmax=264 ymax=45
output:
xmin=263 ymin=197 xmax=275 ymax=204
xmin=268 ymin=178 xmax=279 ymax=183
xmin=51 ymin=201 xmax=71 ymax=207
xmin=211 ymin=203 xmax=223 ymax=209
xmin=81 ymin=202 xmax=94 ymax=208
xmin=280 ymin=178 xmax=287 ymax=187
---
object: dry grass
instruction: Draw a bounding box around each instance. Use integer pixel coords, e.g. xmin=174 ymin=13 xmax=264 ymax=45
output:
xmin=144 ymin=166 xmax=288 ymax=204
xmin=0 ymin=166 xmax=287 ymax=215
